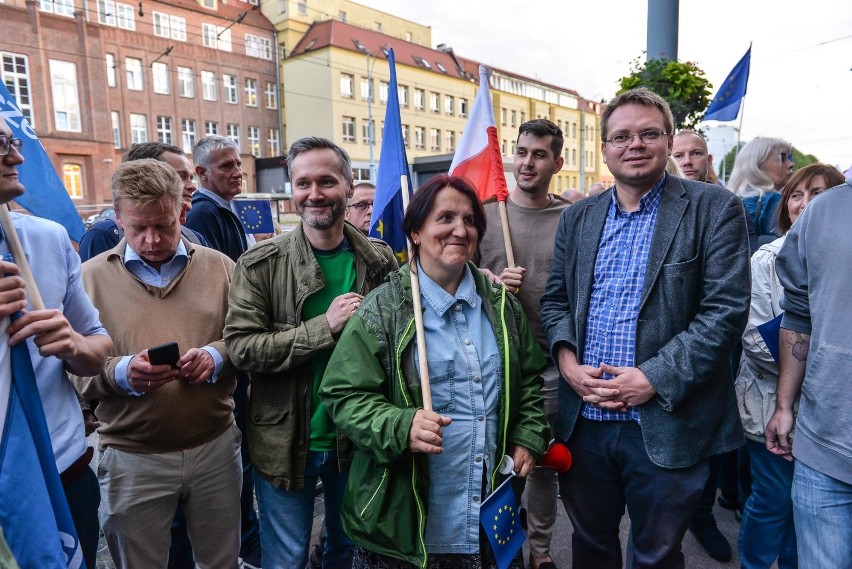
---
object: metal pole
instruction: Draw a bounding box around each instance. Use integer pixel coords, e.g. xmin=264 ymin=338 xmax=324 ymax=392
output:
xmin=647 ymin=0 xmax=679 ymax=61
xmin=366 ymin=53 xmax=376 ymax=183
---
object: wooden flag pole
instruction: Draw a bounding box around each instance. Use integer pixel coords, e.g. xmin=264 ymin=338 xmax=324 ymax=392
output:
xmin=401 ymin=175 xmax=432 ymax=411
xmin=0 ymin=205 xmax=45 ymax=310
xmin=497 ymin=200 xmax=515 ymax=269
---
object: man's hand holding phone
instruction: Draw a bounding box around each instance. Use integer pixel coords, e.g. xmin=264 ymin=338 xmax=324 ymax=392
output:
xmin=128 ymin=348 xmax=180 ymax=393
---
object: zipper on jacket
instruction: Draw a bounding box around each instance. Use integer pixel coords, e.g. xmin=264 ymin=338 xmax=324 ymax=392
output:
xmin=490 ymin=286 xmax=511 ymax=492
xmin=359 ymin=467 xmax=388 ymax=517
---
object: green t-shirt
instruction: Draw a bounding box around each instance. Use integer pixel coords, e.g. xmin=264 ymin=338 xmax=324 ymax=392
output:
xmin=303 ymin=243 xmax=356 ymax=451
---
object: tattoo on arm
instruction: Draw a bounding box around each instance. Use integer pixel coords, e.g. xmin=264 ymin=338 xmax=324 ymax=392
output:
xmin=791 ymin=333 xmax=810 ymax=362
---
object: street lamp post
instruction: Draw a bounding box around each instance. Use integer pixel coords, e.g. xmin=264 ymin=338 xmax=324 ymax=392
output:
xmin=365 ymin=51 xmax=377 ymax=182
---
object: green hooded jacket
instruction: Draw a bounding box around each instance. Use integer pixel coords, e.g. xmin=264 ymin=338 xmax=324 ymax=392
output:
xmin=319 ymin=262 xmax=548 ymax=567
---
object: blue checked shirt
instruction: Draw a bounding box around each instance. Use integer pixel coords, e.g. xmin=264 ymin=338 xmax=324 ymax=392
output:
xmin=582 ymin=178 xmax=664 ymax=422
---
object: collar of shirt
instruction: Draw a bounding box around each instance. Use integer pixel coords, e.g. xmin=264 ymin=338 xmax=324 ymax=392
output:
xmin=609 ymin=175 xmax=665 ymax=219
xmin=197 ymin=187 xmax=232 ymax=210
xmin=417 ymin=262 xmax=479 ymax=317
xmin=124 ymin=240 xmax=188 ymax=287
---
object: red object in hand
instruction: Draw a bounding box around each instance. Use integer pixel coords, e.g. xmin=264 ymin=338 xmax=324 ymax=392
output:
xmin=540 ymin=440 xmax=573 ymax=473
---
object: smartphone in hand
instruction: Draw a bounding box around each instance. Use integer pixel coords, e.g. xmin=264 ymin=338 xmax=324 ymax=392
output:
xmin=148 ymin=342 xmax=180 ymax=368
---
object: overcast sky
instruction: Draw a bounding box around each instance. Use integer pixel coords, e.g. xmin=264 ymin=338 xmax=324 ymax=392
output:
xmin=360 ymin=0 xmax=852 ymax=170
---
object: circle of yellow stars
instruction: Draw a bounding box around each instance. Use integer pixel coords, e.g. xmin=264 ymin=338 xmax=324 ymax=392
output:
xmin=492 ymin=504 xmax=516 ymax=545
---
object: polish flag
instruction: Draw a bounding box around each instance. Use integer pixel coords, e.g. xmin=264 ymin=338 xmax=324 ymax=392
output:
xmin=449 ymin=66 xmax=509 ymax=202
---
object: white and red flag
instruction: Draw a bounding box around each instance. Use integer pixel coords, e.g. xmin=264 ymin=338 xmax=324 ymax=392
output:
xmin=449 ymin=66 xmax=509 ymax=202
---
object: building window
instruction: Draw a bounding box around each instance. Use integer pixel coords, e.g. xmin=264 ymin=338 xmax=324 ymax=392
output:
xmin=125 ymin=57 xmax=143 ymax=90
xmin=267 ymin=128 xmax=279 ymax=156
xmin=445 ymin=130 xmax=455 ymax=152
xmin=205 ymin=121 xmax=219 ymax=136
xmin=152 ymin=12 xmax=186 ymax=41
xmin=298 ymin=0 xmax=307 ymax=16
xmin=340 ymin=73 xmax=354 ymax=98
xmin=62 ymin=164 xmax=84 ymax=199
xmin=157 ymin=116 xmax=173 ymax=144
xmin=244 ymin=78 xmax=257 ymax=106
xmin=170 ymin=15 xmax=187 ymax=41
xmin=97 ymin=0 xmax=116 ymax=25
xmin=414 ymin=88 xmax=424 ymax=110
xmin=502 ymin=139 xmax=507 ymax=155
xmin=405 ymin=31 xmax=413 ymax=42
xmin=111 ymin=111 xmax=121 ymax=148
xmin=201 ymin=71 xmax=217 ymax=101
xmin=177 ymin=67 xmax=194 ymax=97
xmin=379 ymin=81 xmax=388 ymax=104
xmin=1 ymin=52 xmax=34 ymax=125
xmin=520 ymin=111 xmax=525 ymax=123
xmin=360 ymin=77 xmax=372 ymax=102
xmin=202 ymin=24 xmax=231 ymax=51
xmin=414 ymin=126 xmax=425 ymax=150
xmin=262 ymin=82 xmax=278 ymax=109
xmin=374 ymin=21 xmax=382 ymax=32
xmin=104 ymin=53 xmax=116 ymax=87
xmin=247 ymin=126 xmax=260 ymax=157
xmin=341 ymin=116 xmax=355 ymax=143
xmin=361 ymin=119 xmax=374 ymax=144
xmin=181 ymin=119 xmax=197 ymax=153
xmin=130 ymin=113 xmax=147 ymax=144
xmin=40 ymin=0 xmax=73 ymax=17
xmin=152 ymin=62 xmax=170 ymax=95
xmin=429 ymin=92 xmax=439 ymax=113
xmin=245 ymin=34 xmax=272 ymax=60
xmin=337 ymin=10 xmax=347 ymax=22
xmin=201 ymin=0 xmax=216 ymax=8
xmin=444 ymin=95 xmax=454 ymax=116
xmin=226 ymin=123 xmax=240 ymax=148
xmin=571 ymin=149 xmax=576 ymax=165
xmin=402 ymin=124 xmax=410 ymax=148
xmin=572 ymin=123 xmax=577 ymax=138
xmin=116 ymin=3 xmax=135 ymax=30
xmin=353 ymin=168 xmax=370 ymax=182
xmin=430 ymin=128 xmax=440 ymax=151
xmin=511 ymin=110 xmax=516 ymax=127
xmin=223 ymin=74 xmax=237 ymax=103
xmin=500 ymin=108 xmax=507 ymax=126
xmin=49 ymin=60 xmax=81 ymax=132
xmin=398 ymin=85 xmax=408 ymax=107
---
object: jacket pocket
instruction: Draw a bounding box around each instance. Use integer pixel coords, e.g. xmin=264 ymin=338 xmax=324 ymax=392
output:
xmin=427 ymin=359 xmax=455 ymax=413
xmin=250 ymin=402 xmax=290 ymax=427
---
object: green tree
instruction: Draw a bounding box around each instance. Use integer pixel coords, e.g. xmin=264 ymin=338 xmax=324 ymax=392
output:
xmin=618 ymin=56 xmax=713 ymax=131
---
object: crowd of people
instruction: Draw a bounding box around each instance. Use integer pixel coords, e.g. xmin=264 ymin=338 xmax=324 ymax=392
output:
xmin=0 ymin=85 xmax=850 ymax=569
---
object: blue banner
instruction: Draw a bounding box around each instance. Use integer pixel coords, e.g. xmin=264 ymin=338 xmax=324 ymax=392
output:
xmin=233 ymin=199 xmax=274 ymax=234
xmin=703 ymin=46 xmax=751 ymax=122
xmin=479 ymin=475 xmax=524 ymax=569
xmin=0 ymin=82 xmax=86 ymax=242
xmin=0 ymin=302 xmax=85 ymax=567
xmin=369 ymin=48 xmax=412 ymax=265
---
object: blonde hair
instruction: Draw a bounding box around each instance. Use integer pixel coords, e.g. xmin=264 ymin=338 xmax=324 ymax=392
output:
xmin=666 ymin=156 xmax=685 ymax=177
xmin=112 ymin=158 xmax=182 ymax=213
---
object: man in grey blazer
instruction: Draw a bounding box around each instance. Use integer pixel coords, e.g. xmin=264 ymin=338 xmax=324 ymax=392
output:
xmin=541 ymin=88 xmax=751 ymax=568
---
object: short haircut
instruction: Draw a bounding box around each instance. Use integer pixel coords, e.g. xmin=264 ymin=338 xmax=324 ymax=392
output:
xmin=727 ymin=137 xmax=792 ymax=196
xmin=354 ymin=182 xmax=376 ymax=192
xmin=124 ymin=142 xmax=185 ymax=163
xmin=518 ymin=119 xmax=564 ymax=158
xmin=192 ymin=135 xmax=240 ymax=171
xmin=112 ymin=158 xmax=182 ymax=214
xmin=286 ymin=136 xmax=353 ymax=185
xmin=601 ymin=88 xmax=674 ymax=143
xmin=776 ymin=163 xmax=844 ymax=234
xmin=674 ymin=130 xmax=709 ymax=152
xmin=403 ymin=175 xmax=486 ymax=262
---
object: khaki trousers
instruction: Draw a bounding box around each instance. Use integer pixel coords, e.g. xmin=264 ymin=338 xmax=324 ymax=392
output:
xmin=98 ymin=422 xmax=242 ymax=568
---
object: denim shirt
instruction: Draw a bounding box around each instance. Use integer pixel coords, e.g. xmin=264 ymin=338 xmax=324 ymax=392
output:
xmin=414 ymin=263 xmax=501 ymax=554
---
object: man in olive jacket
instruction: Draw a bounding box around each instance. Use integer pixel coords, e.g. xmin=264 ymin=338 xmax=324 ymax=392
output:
xmin=224 ymin=137 xmax=396 ymax=568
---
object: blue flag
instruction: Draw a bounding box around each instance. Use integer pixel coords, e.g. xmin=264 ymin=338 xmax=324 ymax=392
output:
xmin=479 ymin=475 xmax=524 ymax=569
xmin=0 ymin=271 xmax=85 ymax=567
xmin=369 ymin=48 xmax=412 ymax=265
xmin=702 ymin=46 xmax=751 ymax=122
xmin=233 ymin=199 xmax=274 ymax=234
xmin=757 ymin=313 xmax=783 ymax=363
xmin=0 ymin=82 xmax=86 ymax=242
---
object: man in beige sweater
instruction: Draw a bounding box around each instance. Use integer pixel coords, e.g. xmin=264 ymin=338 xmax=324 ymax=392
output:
xmin=72 ymin=159 xmax=241 ymax=568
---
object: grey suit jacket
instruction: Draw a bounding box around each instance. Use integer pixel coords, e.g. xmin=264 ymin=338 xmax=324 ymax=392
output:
xmin=541 ymin=174 xmax=750 ymax=468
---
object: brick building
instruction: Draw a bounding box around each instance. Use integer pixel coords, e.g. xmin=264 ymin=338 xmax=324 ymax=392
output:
xmin=0 ymin=0 xmax=280 ymax=217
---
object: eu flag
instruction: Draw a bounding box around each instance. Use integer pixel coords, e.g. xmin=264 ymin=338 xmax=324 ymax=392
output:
xmin=369 ymin=48 xmax=412 ymax=265
xmin=233 ymin=199 xmax=274 ymax=233
xmin=0 ymin=82 xmax=86 ymax=242
xmin=702 ymin=46 xmax=751 ymax=122
xmin=0 ymin=261 xmax=85 ymax=567
xmin=479 ymin=475 xmax=524 ymax=569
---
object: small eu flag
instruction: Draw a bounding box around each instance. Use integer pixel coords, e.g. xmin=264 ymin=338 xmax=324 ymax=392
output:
xmin=757 ymin=313 xmax=783 ymax=363
xmin=233 ymin=199 xmax=274 ymax=234
xmin=479 ymin=475 xmax=524 ymax=569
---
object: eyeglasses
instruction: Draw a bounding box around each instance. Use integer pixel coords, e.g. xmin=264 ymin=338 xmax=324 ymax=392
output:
xmin=347 ymin=201 xmax=373 ymax=212
xmin=0 ymin=136 xmax=23 ymax=157
xmin=605 ymin=130 xmax=668 ymax=148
